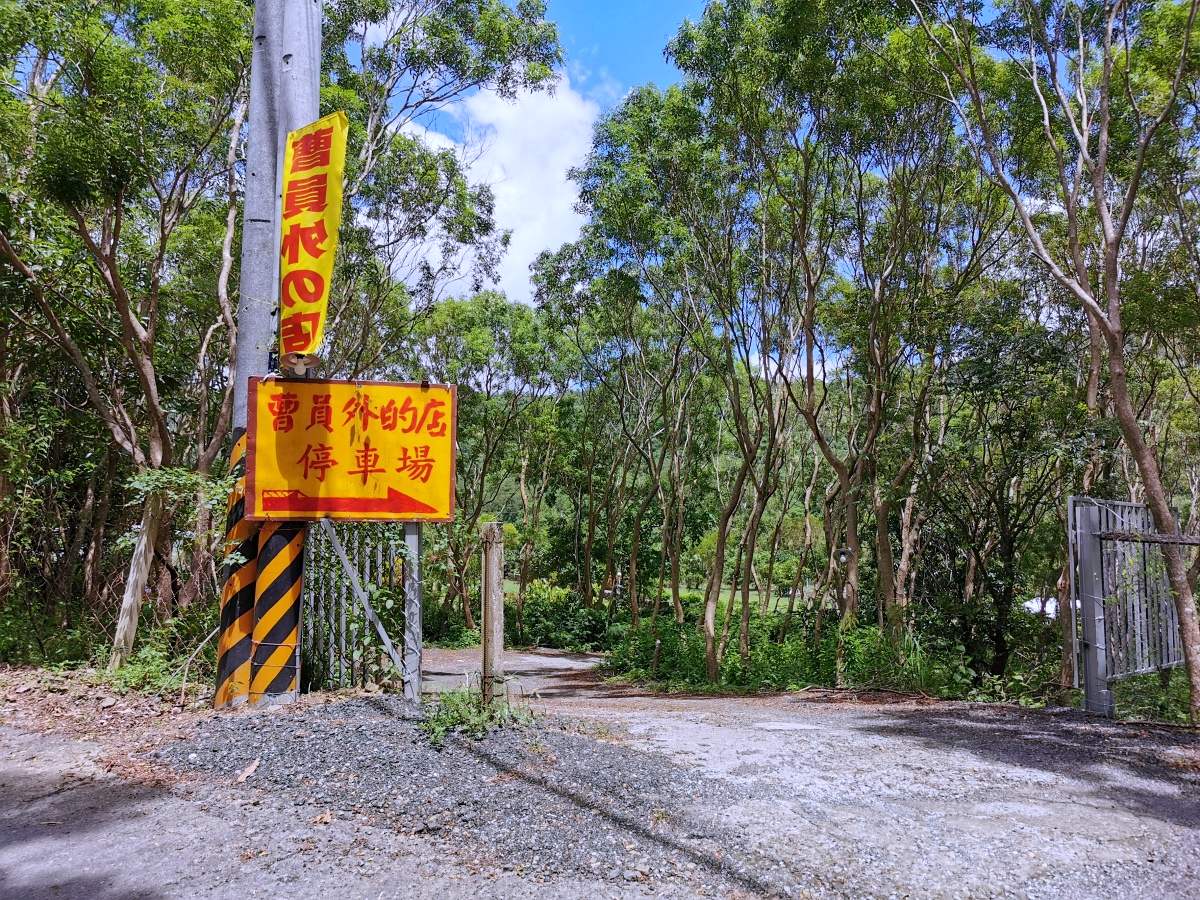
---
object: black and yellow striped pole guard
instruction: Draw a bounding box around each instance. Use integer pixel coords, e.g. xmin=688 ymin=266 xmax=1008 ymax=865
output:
xmin=214 ymin=432 xmax=258 ymax=708
xmin=249 ymin=520 xmax=305 ymax=705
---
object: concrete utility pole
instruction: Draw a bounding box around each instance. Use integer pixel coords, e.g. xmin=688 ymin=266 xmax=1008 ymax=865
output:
xmin=215 ymin=0 xmax=283 ymax=709
xmin=232 ymin=0 xmax=321 ymax=432
xmin=248 ymin=0 xmax=322 ymax=707
xmin=219 ymin=0 xmax=322 ymax=708
xmin=231 ymin=0 xmax=282 ymax=432
xmin=275 ymin=0 xmax=323 ymax=260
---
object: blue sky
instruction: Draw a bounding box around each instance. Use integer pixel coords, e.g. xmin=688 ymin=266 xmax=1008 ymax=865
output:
xmin=414 ymin=2 xmax=706 ymax=302
xmin=548 ymin=1 xmax=705 ymax=105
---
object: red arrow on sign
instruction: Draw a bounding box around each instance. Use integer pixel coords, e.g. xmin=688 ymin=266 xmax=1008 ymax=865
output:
xmin=260 ymin=487 xmax=437 ymax=516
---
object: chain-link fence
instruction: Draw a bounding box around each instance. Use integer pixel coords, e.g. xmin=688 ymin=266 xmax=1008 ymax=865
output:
xmin=300 ymin=521 xmax=409 ymax=691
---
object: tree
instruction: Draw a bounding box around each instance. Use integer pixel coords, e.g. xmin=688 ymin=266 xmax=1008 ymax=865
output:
xmin=914 ymin=0 xmax=1200 ymax=720
xmin=0 ymin=0 xmax=251 ymax=667
xmin=411 ymin=292 xmax=567 ymax=626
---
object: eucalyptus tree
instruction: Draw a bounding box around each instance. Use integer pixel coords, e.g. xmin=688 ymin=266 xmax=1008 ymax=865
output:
xmin=671 ymin=1 xmax=1009 ymax=652
xmin=536 ymin=225 xmax=706 ymax=627
xmin=0 ymin=0 xmax=252 ymax=667
xmin=555 ymin=78 xmax=801 ymax=677
xmin=319 ymin=0 xmax=561 ymax=378
xmin=411 ymin=292 xmax=568 ymax=626
xmin=914 ymin=0 xmax=1200 ymax=719
xmin=927 ymin=292 xmax=1087 ymax=678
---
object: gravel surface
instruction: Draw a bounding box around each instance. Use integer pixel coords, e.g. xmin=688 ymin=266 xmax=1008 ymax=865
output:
xmin=158 ymin=696 xmax=789 ymax=896
xmin=5 ymin=656 xmax=1200 ymax=898
xmin=605 ymin=699 xmax=1200 ymax=899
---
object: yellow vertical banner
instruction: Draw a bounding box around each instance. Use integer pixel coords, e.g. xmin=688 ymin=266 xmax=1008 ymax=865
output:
xmin=278 ymin=110 xmax=348 ymax=362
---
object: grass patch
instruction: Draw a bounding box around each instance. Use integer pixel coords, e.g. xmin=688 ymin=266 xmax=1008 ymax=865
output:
xmin=420 ymin=687 xmax=532 ymax=749
xmin=1113 ymin=669 xmax=1192 ymax=725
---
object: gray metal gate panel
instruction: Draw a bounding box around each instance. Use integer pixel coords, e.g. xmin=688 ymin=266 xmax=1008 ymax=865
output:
xmin=1068 ymin=496 xmax=1185 ymax=716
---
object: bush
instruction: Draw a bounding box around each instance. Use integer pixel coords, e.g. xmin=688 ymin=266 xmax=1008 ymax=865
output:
xmin=507 ymin=579 xmax=611 ymax=651
xmin=1113 ymin=669 xmax=1191 ymax=724
xmin=606 ymin=619 xmax=972 ymax=696
xmin=97 ymin=598 xmax=220 ymax=696
xmin=422 ymin=599 xmax=481 ymax=648
xmin=0 ymin=594 xmax=99 ymax=666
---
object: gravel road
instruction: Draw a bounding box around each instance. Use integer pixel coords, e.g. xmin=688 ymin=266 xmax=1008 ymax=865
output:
xmin=3 ymin=652 xmax=1199 ymax=898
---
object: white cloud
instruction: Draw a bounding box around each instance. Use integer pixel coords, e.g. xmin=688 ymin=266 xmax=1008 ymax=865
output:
xmin=567 ymin=59 xmax=626 ymax=108
xmin=418 ymin=75 xmax=601 ymax=303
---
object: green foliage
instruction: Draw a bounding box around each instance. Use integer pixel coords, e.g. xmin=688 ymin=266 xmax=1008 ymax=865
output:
xmin=607 ymin=618 xmax=1026 ymax=700
xmin=508 ymin=579 xmax=612 ymax=651
xmin=125 ymin=468 xmax=236 ymax=513
xmin=421 ymin=594 xmax=481 ymax=648
xmin=607 ymin=623 xmax=710 ymax=687
xmin=426 ymin=620 xmax=482 ymax=650
xmin=96 ymin=599 xmax=219 ymax=695
xmin=1113 ymin=670 xmax=1193 ymax=725
xmin=0 ymin=598 xmax=98 ymax=667
xmin=420 ymin=687 xmax=532 ymax=749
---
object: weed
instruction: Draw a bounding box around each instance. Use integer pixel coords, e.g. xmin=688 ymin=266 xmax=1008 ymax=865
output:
xmin=419 ymin=687 xmax=532 ymax=749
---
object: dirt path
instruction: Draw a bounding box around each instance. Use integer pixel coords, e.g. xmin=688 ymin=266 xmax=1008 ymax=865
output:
xmin=3 ymin=654 xmax=1199 ymax=898
xmin=427 ymin=647 xmax=1200 ymax=897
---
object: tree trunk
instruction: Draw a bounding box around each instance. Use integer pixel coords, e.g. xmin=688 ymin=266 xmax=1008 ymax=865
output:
xmin=739 ymin=501 xmax=766 ymax=664
xmin=1109 ymin=354 xmax=1200 ymax=722
xmin=177 ymin=494 xmax=212 ymax=609
xmin=582 ymin=493 xmax=598 ymax=608
xmin=840 ymin=479 xmax=862 ymax=618
xmin=875 ymin=493 xmax=894 ymax=631
xmin=108 ymin=492 xmax=165 ymax=670
xmin=703 ymin=462 xmax=750 ymax=680
xmin=891 ymin=488 xmax=922 ymax=641
xmin=761 ymin=516 xmax=783 ymax=616
xmin=83 ymin=453 xmax=116 ymax=610
xmin=670 ymin=482 xmax=686 ymax=623
xmin=152 ymin=520 xmax=178 ymax=618
xmin=461 ymin=551 xmax=477 ymax=631
xmin=627 ymin=513 xmax=642 ymax=629
xmin=1055 ymin=564 xmax=1074 ymax=701
xmin=963 ymin=551 xmax=979 ymax=605
xmin=989 ymin=538 xmax=1016 ymax=677
xmin=717 ymin=538 xmax=744 ymax=666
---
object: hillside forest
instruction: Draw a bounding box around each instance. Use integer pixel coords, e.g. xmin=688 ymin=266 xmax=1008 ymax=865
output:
xmin=2 ymin=0 xmax=1199 ymax=721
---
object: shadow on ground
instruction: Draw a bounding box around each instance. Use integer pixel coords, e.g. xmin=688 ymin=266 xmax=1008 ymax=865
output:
xmin=0 ymin=769 xmax=167 ymax=900
xmin=364 ymin=696 xmax=792 ymax=895
xmin=853 ymin=705 xmax=1200 ymax=828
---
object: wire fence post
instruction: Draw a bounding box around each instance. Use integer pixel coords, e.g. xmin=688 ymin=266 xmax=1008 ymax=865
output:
xmin=481 ymin=522 xmax=505 ymax=705
xmin=403 ymin=522 xmax=423 ymax=703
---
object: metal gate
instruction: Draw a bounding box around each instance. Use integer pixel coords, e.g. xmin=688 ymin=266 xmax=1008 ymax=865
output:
xmin=300 ymin=520 xmax=423 ymax=699
xmin=1068 ymin=496 xmax=1188 ymax=715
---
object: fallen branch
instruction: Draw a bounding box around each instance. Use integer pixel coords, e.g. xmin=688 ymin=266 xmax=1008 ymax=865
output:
xmin=177 ymin=626 xmax=219 ymax=705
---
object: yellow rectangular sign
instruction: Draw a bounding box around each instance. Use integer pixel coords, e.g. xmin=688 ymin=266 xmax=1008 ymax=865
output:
xmin=278 ymin=111 xmax=348 ymax=361
xmin=246 ymin=378 xmax=456 ymax=522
